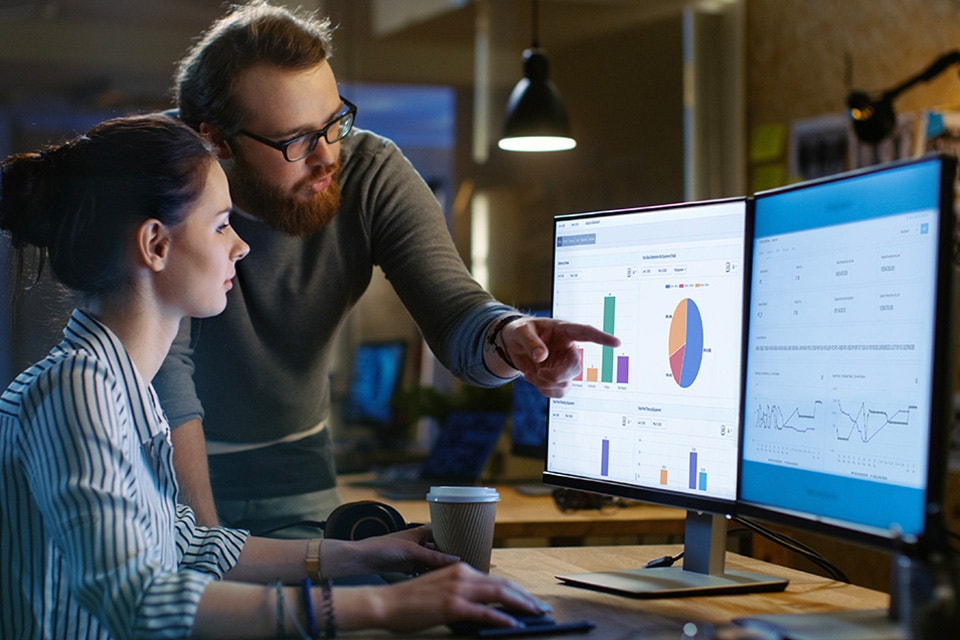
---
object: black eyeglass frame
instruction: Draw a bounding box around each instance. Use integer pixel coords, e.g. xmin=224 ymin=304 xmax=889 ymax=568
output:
xmin=237 ymin=96 xmax=357 ymax=162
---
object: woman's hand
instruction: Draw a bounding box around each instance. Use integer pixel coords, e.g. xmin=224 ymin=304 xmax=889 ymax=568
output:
xmin=335 ymin=562 xmax=551 ymax=633
xmin=327 ymin=525 xmax=460 ymax=576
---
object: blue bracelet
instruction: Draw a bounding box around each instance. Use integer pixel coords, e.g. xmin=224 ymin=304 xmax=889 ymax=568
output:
xmin=301 ymin=578 xmax=320 ymax=639
xmin=274 ymin=581 xmax=285 ymax=639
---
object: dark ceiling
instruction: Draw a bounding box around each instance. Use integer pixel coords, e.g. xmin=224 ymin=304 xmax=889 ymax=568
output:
xmin=0 ymin=0 xmax=691 ymax=110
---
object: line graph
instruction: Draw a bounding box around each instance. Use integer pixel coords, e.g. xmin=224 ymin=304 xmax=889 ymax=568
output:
xmin=834 ymin=401 xmax=916 ymax=444
xmin=754 ymin=401 xmax=821 ymax=433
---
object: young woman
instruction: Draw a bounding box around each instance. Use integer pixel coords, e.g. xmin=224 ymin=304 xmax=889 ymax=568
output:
xmin=0 ymin=114 xmax=548 ymax=638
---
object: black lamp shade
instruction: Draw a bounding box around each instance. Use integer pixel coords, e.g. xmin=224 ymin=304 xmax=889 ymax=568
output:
xmin=499 ymin=48 xmax=576 ymax=152
xmin=847 ymin=90 xmax=897 ymax=145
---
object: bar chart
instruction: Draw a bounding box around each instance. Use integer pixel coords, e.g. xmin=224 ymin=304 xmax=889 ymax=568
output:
xmin=548 ymin=420 xmax=737 ymax=498
xmin=574 ymin=295 xmax=631 ymax=384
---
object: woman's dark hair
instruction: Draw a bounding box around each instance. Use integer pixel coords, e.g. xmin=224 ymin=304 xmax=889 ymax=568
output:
xmin=0 ymin=113 xmax=216 ymax=296
xmin=175 ymin=0 xmax=334 ymax=136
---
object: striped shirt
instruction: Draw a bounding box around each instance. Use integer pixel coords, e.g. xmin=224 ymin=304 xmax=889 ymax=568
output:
xmin=1 ymin=310 xmax=249 ymax=639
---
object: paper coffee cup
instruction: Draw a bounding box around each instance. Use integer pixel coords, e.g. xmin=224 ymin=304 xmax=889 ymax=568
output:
xmin=426 ymin=486 xmax=500 ymax=573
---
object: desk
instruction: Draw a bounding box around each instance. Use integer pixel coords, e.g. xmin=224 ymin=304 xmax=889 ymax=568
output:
xmin=338 ymin=476 xmax=688 ymax=544
xmin=340 ymin=544 xmax=891 ymax=638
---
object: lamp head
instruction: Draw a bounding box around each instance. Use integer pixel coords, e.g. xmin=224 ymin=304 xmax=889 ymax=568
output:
xmin=846 ymin=50 xmax=960 ymax=145
xmin=847 ymin=90 xmax=897 ymax=145
xmin=498 ymin=47 xmax=576 ymax=152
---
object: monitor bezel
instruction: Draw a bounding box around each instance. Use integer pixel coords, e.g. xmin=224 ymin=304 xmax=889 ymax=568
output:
xmin=542 ymin=196 xmax=753 ymax=517
xmin=735 ymin=153 xmax=957 ymax=554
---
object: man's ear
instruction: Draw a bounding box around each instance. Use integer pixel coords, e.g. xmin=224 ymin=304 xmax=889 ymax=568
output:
xmin=137 ymin=218 xmax=171 ymax=272
xmin=199 ymin=122 xmax=233 ymax=160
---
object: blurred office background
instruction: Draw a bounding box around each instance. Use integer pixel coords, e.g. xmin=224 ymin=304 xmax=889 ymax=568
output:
xmin=2 ymin=0 xmax=960 ymax=435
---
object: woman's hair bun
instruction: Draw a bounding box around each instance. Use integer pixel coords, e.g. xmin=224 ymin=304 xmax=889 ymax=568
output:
xmin=0 ymin=148 xmax=63 ymax=250
xmin=2 ymin=115 xmax=214 ymax=296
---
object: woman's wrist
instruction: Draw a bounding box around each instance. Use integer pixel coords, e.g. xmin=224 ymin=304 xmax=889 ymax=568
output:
xmin=319 ymin=585 xmax=386 ymax=634
xmin=310 ymin=538 xmax=366 ymax=579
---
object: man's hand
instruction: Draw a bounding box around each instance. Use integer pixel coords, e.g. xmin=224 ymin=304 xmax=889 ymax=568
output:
xmin=499 ymin=317 xmax=620 ymax=398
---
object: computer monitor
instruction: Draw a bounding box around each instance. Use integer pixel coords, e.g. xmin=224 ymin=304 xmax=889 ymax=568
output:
xmin=342 ymin=340 xmax=407 ymax=433
xmin=543 ymin=197 xmax=787 ymax=596
xmin=735 ymin=154 xmax=957 ymax=639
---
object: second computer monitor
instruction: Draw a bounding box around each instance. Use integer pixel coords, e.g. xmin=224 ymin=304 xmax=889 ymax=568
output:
xmin=740 ymin=154 xmax=956 ymax=550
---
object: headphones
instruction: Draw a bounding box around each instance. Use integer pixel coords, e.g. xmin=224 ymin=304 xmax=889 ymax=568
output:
xmin=322 ymin=500 xmax=409 ymax=540
xmin=252 ymin=500 xmax=411 ymax=539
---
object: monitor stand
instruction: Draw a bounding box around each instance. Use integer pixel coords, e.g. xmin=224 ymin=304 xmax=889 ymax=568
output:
xmin=556 ymin=510 xmax=789 ymax=598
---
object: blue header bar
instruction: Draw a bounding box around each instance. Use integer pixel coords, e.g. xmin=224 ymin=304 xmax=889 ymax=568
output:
xmin=557 ymin=233 xmax=597 ymax=247
xmin=754 ymin=157 xmax=943 ymax=238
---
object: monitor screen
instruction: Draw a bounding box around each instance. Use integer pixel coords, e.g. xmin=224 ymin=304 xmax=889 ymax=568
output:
xmin=342 ymin=340 xmax=407 ymax=430
xmin=544 ymin=198 xmax=748 ymax=512
xmin=739 ymin=154 xmax=956 ymax=550
xmin=542 ymin=198 xmax=786 ymax=597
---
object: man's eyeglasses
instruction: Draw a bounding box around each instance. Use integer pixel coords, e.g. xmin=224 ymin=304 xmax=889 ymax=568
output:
xmin=237 ymin=97 xmax=357 ymax=162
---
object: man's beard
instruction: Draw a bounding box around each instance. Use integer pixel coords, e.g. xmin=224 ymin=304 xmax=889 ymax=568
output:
xmin=227 ymin=153 xmax=342 ymax=236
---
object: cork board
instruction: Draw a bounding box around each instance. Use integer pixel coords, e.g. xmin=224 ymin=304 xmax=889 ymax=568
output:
xmin=747 ymin=0 xmax=960 ymax=129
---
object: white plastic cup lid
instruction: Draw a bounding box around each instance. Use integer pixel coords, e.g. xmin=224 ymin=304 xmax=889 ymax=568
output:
xmin=426 ymin=486 xmax=500 ymax=503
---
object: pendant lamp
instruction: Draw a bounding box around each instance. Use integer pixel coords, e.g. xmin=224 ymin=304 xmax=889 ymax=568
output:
xmin=498 ymin=0 xmax=576 ymax=152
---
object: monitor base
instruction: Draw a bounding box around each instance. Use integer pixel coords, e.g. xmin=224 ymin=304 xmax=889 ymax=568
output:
xmin=557 ymin=566 xmax=788 ymax=598
xmin=734 ymin=609 xmax=902 ymax=640
xmin=557 ymin=511 xmax=788 ymax=598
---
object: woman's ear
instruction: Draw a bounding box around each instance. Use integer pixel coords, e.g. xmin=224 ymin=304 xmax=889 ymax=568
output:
xmin=199 ymin=122 xmax=232 ymax=160
xmin=137 ymin=218 xmax=170 ymax=272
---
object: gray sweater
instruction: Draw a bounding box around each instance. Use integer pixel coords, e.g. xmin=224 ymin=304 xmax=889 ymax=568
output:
xmin=153 ymin=129 xmax=514 ymax=499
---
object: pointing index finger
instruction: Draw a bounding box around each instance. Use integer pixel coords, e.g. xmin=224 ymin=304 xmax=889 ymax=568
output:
xmin=559 ymin=322 xmax=621 ymax=347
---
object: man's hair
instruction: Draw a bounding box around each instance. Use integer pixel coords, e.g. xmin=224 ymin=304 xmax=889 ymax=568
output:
xmin=174 ymin=1 xmax=334 ymax=135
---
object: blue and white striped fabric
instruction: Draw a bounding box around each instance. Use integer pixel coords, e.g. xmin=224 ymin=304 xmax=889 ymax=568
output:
xmin=1 ymin=309 xmax=248 ymax=639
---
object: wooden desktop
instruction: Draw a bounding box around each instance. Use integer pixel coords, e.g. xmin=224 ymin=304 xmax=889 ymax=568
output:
xmin=335 ymin=473 xmax=924 ymax=637
xmin=337 ymin=544 xmax=892 ymax=638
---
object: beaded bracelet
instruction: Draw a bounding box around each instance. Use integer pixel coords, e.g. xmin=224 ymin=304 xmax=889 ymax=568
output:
xmin=301 ymin=579 xmax=319 ymax=639
xmin=488 ymin=314 xmax=524 ymax=371
xmin=318 ymin=578 xmax=337 ymax=639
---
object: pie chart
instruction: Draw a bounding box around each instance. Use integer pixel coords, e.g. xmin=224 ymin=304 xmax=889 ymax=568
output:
xmin=668 ymin=298 xmax=704 ymax=388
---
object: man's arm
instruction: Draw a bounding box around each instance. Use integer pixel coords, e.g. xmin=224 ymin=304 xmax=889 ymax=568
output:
xmin=153 ymin=318 xmax=219 ymax=524
xmin=171 ymin=418 xmax=220 ymax=526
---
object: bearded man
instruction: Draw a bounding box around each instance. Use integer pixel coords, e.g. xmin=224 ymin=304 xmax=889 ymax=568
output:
xmin=154 ymin=1 xmax=619 ymax=536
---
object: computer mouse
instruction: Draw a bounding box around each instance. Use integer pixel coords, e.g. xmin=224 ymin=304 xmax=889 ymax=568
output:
xmin=446 ymin=608 xmax=554 ymax=636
